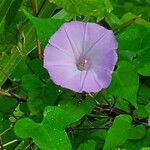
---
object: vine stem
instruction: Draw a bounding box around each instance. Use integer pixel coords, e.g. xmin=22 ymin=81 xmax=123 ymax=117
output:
xmin=31 ymin=0 xmax=42 ymax=60
xmin=36 ymin=0 xmax=47 ymax=16
xmin=0 ymin=127 xmax=12 ymax=136
xmin=0 ymin=88 xmax=26 ymax=102
xmin=0 ymin=139 xmax=18 ymax=148
xmin=0 ymin=136 xmax=3 ymax=150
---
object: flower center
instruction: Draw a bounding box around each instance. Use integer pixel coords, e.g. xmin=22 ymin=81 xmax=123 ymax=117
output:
xmin=76 ymin=56 xmax=90 ymax=71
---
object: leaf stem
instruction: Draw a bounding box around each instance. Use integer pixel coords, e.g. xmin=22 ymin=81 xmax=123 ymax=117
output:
xmin=0 ymin=88 xmax=26 ymax=102
xmin=0 ymin=139 xmax=18 ymax=148
xmin=0 ymin=136 xmax=3 ymax=150
xmin=0 ymin=127 xmax=12 ymax=136
xmin=36 ymin=0 xmax=47 ymax=16
xmin=31 ymin=0 xmax=42 ymax=60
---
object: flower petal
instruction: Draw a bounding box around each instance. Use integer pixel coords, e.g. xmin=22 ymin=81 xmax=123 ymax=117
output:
xmin=83 ymin=22 xmax=108 ymax=53
xmin=81 ymin=70 xmax=102 ymax=93
xmin=90 ymin=50 xmax=118 ymax=72
xmin=63 ymin=21 xmax=86 ymax=57
xmin=49 ymin=24 xmax=75 ymax=58
xmin=44 ymin=44 xmax=75 ymax=68
xmin=85 ymin=29 xmax=118 ymax=56
xmin=92 ymin=68 xmax=112 ymax=88
xmin=61 ymin=70 xmax=88 ymax=93
xmin=46 ymin=65 xmax=81 ymax=91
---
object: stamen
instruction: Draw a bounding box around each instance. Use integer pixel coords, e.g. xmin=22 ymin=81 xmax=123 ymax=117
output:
xmin=76 ymin=56 xmax=90 ymax=71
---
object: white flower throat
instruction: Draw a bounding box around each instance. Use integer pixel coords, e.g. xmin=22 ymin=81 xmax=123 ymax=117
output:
xmin=76 ymin=56 xmax=90 ymax=71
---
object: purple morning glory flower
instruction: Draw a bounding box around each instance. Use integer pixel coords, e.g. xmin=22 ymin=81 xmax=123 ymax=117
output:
xmin=148 ymin=117 xmax=150 ymax=127
xmin=44 ymin=21 xmax=118 ymax=93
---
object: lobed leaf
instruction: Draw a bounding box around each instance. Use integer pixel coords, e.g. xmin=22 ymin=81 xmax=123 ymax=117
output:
xmin=103 ymin=114 xmax=132 ymax=150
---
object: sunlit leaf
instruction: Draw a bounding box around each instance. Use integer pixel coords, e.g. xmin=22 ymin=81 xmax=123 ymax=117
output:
xmin=108 ymin=61 xmax=139 ymax=108
xmin=103 ymin=115 xmax=132 ymax=150
xmin=15 ymin=97 xmax=95 ymax=150
xmin=23 ymin=9 xmax=64 ymax=45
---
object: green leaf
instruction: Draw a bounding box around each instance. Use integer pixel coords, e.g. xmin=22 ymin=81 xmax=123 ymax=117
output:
xmin=141 ymin=148 xmax=150 ymax=150
xmin=118 ymin=50 xmax=136 ymax=62
xmin=134 ymin=105 xmax=149 ymax=119
xmin=90 ymin=129 xmax=107 ymax=141
xmin=120 ymin=13 xmax=150 ymax=27
xmin=0 ymin=0 xmax=13 ymax=23
xmin=10 ymin=60 xmax=30 ymax=81
xmin=103 ymin=115 xmax=132 ymax=150
xmin=145 ymin=103 xmax=150 ymax=115
xmin=59 ymin=95 xmax=96 ymax=124
xmin=23 ymin=9 xmax=64 ymax=45
xmin=5 ymin=0 xmax=23 ymax=26
xmin=112 ymin=0 xmax=150 ymax=19
xmin=49 ymin=0 xmax=113 ymax=17
xmin=139 ymin=85 xmax=150 ymax=101
xmin=92 ymin=118 xmax=108 ymax=128
xmin=116 ymin=24 xmax=150 ymax=76
xmin=15 ymin=98 xmax=95 ymax=150
xmin=0 ymin=96 xmax=17 ymax=114
xmin=22 ymin=74 xmax=44 ymax=116
xmin=0 ymin=0 xmax=23 ymax=48
xmin=108 ymin=61 xmax=139 ymax=108
xmin=22 ymin=74 xmax=43 ymax=91
xmin=90 ymin=129 xmax=107 ymax=148
xmin=105 ymin=13 xmax=121 ymax=28
xmin=0 ymin=50 xmax=22 ymax=87
xmin=123 ymin=129 xmax=150 ymax=150
xmin=0 ymin=113 xmax=18 ymax=149
xmin=128 ymin=125 xmax=146 ymax=140
xmin=0 ymin=24 xmax=18 ymax=48
xmin=29 ymin=58 xmax=49 ymax=79
xmin=117 ymin=24 xmax=150 ymax=54
xmin=135 ymin=48 xmax=150 ymax=76
xmin=13 ymin=58 xmax=48 ymax=84
xmin=15 ymin=107 xmax=71 ymax=150
xmin=22 ymin=74 xmax=59 ymax=116
xmin=0 ymin=0 xmax=29 ymax=85
xmin=115 ymin=98 xmax=130 ymax=113
xmin=0 ymin=2 xmax=57 ymax=87
xmin=77 ymin=140 xmax=96 ymax=150
xmin=52 ymin=9 xmax=69 ymax=19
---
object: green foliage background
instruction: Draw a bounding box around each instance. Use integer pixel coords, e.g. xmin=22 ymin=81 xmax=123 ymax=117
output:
xmin=0 ymin=0 xmax=150 ymax=149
